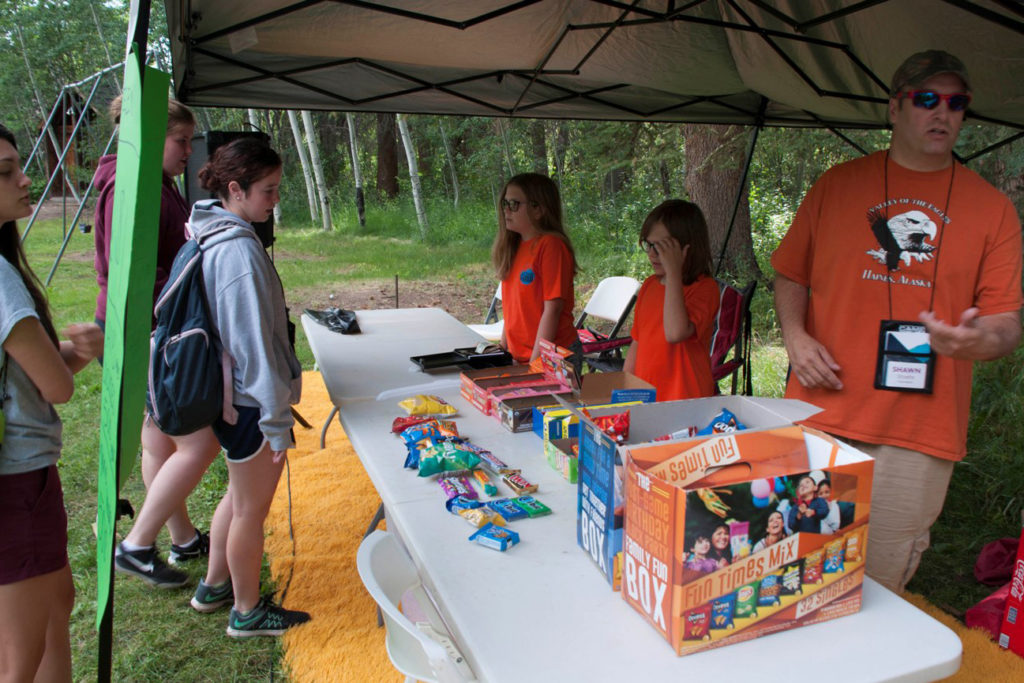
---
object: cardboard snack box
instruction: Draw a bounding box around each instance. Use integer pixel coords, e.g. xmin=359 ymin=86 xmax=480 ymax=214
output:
xmin=997 ymin=524 xmax=1024 ymax=658
xmin=621 ymin=425 xmax=873 ymax=655
xmin=544 ymin=437 xmax=579 ymax=483
xmin=576 ymin=396 xmax=821 ymax=590
xmin=460 ymin=365 xmax=538 ymax=413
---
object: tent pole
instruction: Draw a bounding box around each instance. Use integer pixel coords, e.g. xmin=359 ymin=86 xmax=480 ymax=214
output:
xmin=715 ymin=97 xmax=768 ymax=277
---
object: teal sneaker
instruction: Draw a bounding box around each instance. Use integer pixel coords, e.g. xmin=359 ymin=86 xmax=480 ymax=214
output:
xmin=190 ymin=579 xmax=234 ymax=613
xmin=226 ymin=598 xmax=311 ymax=638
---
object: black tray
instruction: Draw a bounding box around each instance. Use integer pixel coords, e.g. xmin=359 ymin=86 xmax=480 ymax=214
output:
xmin=411 ymin=346 xmax=514 ymax=372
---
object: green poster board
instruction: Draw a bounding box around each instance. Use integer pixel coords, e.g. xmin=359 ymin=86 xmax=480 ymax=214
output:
xmin=95 ymin=52 xmax=169 ymax=629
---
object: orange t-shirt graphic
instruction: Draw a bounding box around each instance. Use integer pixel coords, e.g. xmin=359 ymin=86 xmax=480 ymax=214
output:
xmin=771 ymin=151 xmax=1022 ymax=460
xmin=630 ymin=274 xmax=720 ymax=401
xmin=501 ymin=234 xmax=576 ymax=362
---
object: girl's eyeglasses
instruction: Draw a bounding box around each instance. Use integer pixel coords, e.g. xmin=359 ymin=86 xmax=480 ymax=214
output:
xmin=899 ymin=90 xmax=971 ymax=112
xmin=640 ymin=239 xmax=658 ymax=253
xmin=500 ymin=198 xmax=524 ymax=212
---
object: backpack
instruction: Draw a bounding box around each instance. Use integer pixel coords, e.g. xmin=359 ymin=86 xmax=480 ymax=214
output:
xmin=147 ymin=222 xmax=249 ymax=435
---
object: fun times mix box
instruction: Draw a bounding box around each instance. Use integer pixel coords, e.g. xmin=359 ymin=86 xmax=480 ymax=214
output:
xmin=621 ymin=425 xmax=873 ymax=655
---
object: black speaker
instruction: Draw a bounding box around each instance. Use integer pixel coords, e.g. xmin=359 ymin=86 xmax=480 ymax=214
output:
xmin=185 ymin=130 xmax=275 ymax=249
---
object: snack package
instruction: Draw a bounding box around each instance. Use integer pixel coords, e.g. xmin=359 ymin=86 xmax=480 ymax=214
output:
xmin=682 ymin=604 xmax=712 ymax=641
xmin=459 ymin=508 xmax=507 ymax=528
xmin=473 ymin=469 xmax=498 ymax=496
xmin=734 ymin=581 xmax=759 ymax=618
xmin=417 ymin=441 xmax=482 ymax=477
xmin=728 ymin=520 xmax=750 ymax=560
xmin=824 ymin=537 xmax=846 ymax=573
xmin=512 ymin=495 xmax=551 ymax=518
xmin=501 ymin=470 xmax=538 ymax=495
xmin=398 ymin=394 xmax=458 ymax=416
xmin=391 ymin=415 xmax=434 ymax=433
xmin=469 ymin=522 xmax=520 ymax=551
xmin=486 ymin=498 xmax=529 ymax=521
xmin=584 ymin=409 xmax=630 ymax=443
xmin=780 ymin=560 xmax=804 ymax=596
xmin=710 ymin=593 xmax=737 ymax=630
xmin=757 ymin=571 xmax=782 ymax=607
xmin=445 ymin=495 xmax=483 ymax=514
xmin=468 ymin=446 xmax=511 ymax=475
xmin=696 ymin=408 xmax=747 ymax=435
xmin=654 ymin=425 xmax=698 ymax=441
xmin=439 ymin=475 xmax=477 ymax=501
xmin=844 ymin=526 xmax=866 ymax=563
xmin=803 ymin=548 xmax=824 ymax=584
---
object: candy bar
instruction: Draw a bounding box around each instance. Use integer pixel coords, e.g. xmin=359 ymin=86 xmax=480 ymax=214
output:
xmin=468 ymin=522 xmax=520 ymax=551
xmin=485 ymin=498 xmax=528 ymax=521
xmin=501 ymin=470 xmax=537 ymax=495
xmin=512 ymin=495 xmax=551 ymax=518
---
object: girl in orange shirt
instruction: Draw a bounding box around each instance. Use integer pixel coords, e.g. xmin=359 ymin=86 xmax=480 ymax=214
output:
xmin=491 ymin=173 xmax=578 ymax=364
xmin=624 ymin=200 xmax=719 ymax=401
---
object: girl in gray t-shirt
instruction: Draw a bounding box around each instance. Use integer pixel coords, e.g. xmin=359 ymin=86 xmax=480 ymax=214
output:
xmin=0 ymin=123 xmax=102 ymax=681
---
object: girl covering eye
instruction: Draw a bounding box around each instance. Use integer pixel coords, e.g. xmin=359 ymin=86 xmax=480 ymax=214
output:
xmin=624 ymin=199 xmax=720 ymax=401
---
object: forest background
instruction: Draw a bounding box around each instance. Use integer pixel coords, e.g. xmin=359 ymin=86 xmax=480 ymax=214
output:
xmin=3 ymin=1 xmax=1023 ymax=680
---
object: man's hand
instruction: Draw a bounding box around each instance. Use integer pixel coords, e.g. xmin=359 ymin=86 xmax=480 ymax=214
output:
xmin=920 ymin=308 xmax=1022 ymax=360
xmin=783 ymin=328 xmax=844 ymax=390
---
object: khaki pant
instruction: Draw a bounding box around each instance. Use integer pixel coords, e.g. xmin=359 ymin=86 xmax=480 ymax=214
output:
xmin=845 ymin=439 xmax=955 ymax=594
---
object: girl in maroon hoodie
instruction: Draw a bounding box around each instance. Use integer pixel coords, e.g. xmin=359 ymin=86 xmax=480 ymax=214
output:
xmin=94 ymin=98 xmax=220 ymax=586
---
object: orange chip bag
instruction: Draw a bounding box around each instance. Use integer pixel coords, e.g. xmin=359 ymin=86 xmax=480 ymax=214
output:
xmin=844 ymin=526 xmax=866 ymax=563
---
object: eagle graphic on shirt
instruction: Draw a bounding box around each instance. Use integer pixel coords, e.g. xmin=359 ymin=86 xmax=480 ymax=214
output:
xmin=866 ymin=208 xmax=937 ymax=271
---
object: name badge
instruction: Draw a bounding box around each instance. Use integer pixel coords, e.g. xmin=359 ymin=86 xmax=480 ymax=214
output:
xmin=874 ymin=320 xmax=934 ymax=394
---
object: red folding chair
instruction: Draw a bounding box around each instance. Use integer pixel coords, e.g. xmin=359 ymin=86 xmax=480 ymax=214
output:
xmin=709 ymin=280 xmax=756 ymax=395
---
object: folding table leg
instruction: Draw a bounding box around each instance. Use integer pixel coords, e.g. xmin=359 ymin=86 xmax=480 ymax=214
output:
xmin=320 ymin=406 xmax=339 ymax=449
xmin=363 ymin=502 xmax=386 ymax=627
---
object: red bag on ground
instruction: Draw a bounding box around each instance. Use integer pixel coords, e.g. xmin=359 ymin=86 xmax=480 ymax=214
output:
xmin=966 ymin=582 xmax=1010 ymax=639
xmin=975 ymin=537 xmax=1020 ymax=585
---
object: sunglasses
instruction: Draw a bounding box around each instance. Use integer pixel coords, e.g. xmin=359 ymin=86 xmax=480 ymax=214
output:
xmin=899 ymin=90 xmax=971 ymax=112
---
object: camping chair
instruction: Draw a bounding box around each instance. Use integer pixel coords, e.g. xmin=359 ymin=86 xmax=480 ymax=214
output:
xmin=467 ymin=284 xmax=503 ymax=342
xmin=357 ymin=530 xmax=477 ymax=683
xmin=575 ymin=276 xmax=641 ymax=373
xmin=710 ymin=279 xmax=756 ymax=395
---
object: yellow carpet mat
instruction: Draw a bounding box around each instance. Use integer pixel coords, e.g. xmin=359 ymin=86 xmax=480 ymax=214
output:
xmin=267 ymin=371 xmax=1024 ymax=682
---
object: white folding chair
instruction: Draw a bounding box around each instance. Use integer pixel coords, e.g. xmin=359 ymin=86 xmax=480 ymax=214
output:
xmin=356 ymin=530 xmax=477 ymax=683
xmin=467 ymin=283 xmax=503 ymax=342
xmin=574 ymin=275 xmax=641 ymax=339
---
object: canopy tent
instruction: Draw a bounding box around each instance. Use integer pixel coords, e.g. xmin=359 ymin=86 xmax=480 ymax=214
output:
xmin=165 ymin=0 xmax=1024 ymax=141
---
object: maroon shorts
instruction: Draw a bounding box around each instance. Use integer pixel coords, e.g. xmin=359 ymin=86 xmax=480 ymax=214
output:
xmin=0 ymin=465 xmax=69 ymax=585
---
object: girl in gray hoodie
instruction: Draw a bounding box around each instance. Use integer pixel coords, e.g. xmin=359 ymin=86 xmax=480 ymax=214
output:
xmin=184 ymin=138 xmax=307 ymax=637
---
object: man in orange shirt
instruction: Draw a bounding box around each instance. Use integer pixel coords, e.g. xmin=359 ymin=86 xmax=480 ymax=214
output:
xmin=772 ymin=50 xmax=1022 ymax=593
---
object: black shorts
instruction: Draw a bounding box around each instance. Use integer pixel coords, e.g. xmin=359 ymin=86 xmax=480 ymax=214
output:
xmin=212 ymin=405 xmax=268 ymax=463
xmin=0 ymin=465 xmax=69 ymax=585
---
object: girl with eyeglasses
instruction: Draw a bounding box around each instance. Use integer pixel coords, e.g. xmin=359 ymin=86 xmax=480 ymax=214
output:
xmin=623 ymin=199 xmax=719 ymax=400
xmin=0 ymin=123 xmax=103 ymax=680
xmin=491 ymin=173 xmax=578 ymax=364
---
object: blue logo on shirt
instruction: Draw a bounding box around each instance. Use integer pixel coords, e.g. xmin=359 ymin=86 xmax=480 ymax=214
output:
xmin=520 ymin=268 xmax=535 ymax=285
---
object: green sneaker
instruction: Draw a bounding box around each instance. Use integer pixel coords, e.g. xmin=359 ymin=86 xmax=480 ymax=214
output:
xmin=190 ymin=579 xmax=233 ymax=613
xmin=226 ymin=598 xmax=311 ymax=638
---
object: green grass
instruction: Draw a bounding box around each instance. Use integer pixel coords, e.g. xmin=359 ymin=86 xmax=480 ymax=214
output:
xmin=19 ymin=200 xmax=1022 ymax=679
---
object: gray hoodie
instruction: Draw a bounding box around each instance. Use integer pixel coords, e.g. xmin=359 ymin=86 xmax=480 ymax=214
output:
xmin=188 ymin=199 xmax=301 ymax=451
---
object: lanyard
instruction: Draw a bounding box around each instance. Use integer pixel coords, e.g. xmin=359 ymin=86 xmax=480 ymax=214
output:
xmin=882 ymin=151 xmax=956 ymax=319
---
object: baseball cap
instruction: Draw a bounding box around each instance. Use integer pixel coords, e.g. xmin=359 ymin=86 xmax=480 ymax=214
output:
xmin=890 ymin=50 xmax=971 ymax=97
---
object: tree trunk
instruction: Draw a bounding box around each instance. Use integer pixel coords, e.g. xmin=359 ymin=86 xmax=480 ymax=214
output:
xmin=396 ymin=114 xmax=428 ymax=238
xmin=683 ymin=123 xmax=762 ymax=281
xmin=376 ymin=113 xmax=399 ymax=199
xmin=496 ymin=119 xmax=514 ymax=176
xmin=249 ymin=109 xmax=282 ymax=224
xmin=659 ymin=159 xmax=672 ymax=199
xmin=301 ymin=110 xmax=333 ymax=232
xmin=287 ymin=110 xmax=319 ymax=226
xmin=553 ymin=122 xmax=569 ymax=186
xmin=530 ymin=120 xmax=548 ymax=175
xmin=346 ymin=113 xmax=366 ymax=226
xmin=438 ymin=119 xmax=460 ymax=208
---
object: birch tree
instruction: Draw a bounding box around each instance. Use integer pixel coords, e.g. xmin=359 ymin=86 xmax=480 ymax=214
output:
xmin=345 ymin=113 xmax=366 ymax=226
xmin=396 ymin=114 xmax=428 ymax=238
xmin=301 ymin=111 xmax=332 ymax=231
xmin=287 ymin=109 xmax=319 ymax=226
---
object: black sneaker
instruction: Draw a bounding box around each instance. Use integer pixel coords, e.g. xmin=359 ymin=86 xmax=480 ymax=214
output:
xmin=191 ymin=578 xmax=234 ymax=613
xmin=226 ymin=598 xmax=311 ymax=638
xmin=169 ymin=529 xmax=210 ymax=565
xmin=114 ymin=543 xmax=189 ymax=589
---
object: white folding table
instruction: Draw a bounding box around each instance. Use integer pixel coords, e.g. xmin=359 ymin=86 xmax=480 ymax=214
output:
xmin=302 ymin=308 xmax=962 ymax=683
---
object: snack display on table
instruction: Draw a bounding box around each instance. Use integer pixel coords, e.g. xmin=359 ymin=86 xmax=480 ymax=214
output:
xmin=392 ymin=394 xmax=559 ymax=554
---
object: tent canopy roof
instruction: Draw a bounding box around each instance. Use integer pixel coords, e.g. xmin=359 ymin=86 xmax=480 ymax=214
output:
xmin=165 ymin=0 xmax=1024 ymax=130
